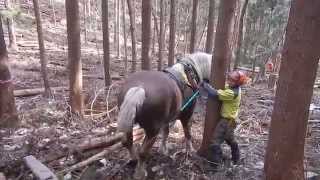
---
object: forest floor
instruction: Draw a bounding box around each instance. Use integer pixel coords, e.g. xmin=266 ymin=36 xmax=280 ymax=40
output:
xmin=0 ymin=1 xmax=320 ymax=179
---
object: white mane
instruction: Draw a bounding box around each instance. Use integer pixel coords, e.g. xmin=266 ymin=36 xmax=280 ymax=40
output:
xmin=184 ymin=52 xmax=212 ymax=81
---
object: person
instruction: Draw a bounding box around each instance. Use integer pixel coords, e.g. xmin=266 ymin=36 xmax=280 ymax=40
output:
xmin=201 ymin=70 xmax=247 ymax=166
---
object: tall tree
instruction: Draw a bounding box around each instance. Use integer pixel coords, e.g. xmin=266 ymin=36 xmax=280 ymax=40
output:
xmin=198 ymin=0 xmax=238 ymax=156
xmin=205 ymin=0 xmax=215 ymax=53
xmin=167 ymin=0 xmax=176 ymax=66
xmin=189 ymin=0 xmax=198 ymax=53
xmin=233 ymin=0 xmax=249 ymax=70
xmin=66 ymin=0 xmax=83 ymax=116
xmin=121 ymin=0 xmax=128 ymax=75
xmin=157 ymin=0 xmax=164 ymax=70
xmin=5 ymin=0 xmax=17 ymax=50
xmin=102 ymin=0 xmax=111 ymax=86
xmin=0 ymin=15 xmax=18 ymax=127
xmin=127 ymin=0 xmax=137 ymax=72
xmin=141 ymin=0 xmax=152 ymax=70
xmin=116 ymin=0 xmax=120 ymax=58
xmin=264 ymin=0 xmax=320 ymax=179
xmin=33 ymin=0 xmax=51 ymax=97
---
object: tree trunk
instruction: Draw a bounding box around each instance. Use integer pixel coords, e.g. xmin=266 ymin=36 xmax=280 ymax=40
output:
xmin=102 ymin=0 xmax=111 ymax=86
xmin=158 ymin=0 xmax=164 ymax=70
xmin=66 ymin=0 xmax=83 ymax=116
xmin=233 ymin=0 xmax=249 ymax=70
xmin=126 ymin=0 xmax=137 ymax=72
xmin=198 ymin=0 xmax=237 ymax=156
xmin=33 ymin=0 xmax=51 ymax=97
xmin=0 ymin=15 xmax=18 ymax=127
xmin=189 ymin=0 xmax=198 ymax=53
xmin=116 ymin=0 xmax=120 ymax=58
xmin=264 ymin=1 xmax=320 ymax=179
xmin=83 ymin=0 xmax=88 ymax=44
xmin=205 ymin=0 xmax=215 ymax=53
xmin=168 ymin=0 xmax=176 ymax=66
xmin=5 ymin=0 xmax=17 ymax=51
xmin=141 ymin=0 xmax=152 ymax=70
xmin=121 ymin=0 xmax=128 ymax=76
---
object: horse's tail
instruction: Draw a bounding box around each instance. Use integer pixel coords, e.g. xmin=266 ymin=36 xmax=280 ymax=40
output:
xmin=117 ymin=87 xmax=146 ymax=133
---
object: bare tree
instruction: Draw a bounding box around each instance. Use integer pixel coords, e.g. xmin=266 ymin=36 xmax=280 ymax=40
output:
xmin=33 ymin=0 xmax=51 ymax=97
xmin=0 ymin=15 xmax=18 ymax=127
xmin=66 ymin=0 xmax=83 ymax=116
xmin=126 ymin=0 xmax=137 ymax=72
xmin=264 ymin=0 xmax=320 ymax=179
xmin=198 ymin=0 xmax=238 ymax=156
xmin=205 ymin=0 xmax=215 ymax=53
xmin=189 ymin=0 xmax=198 ymax=53
xmin=101 ymin=0 xmax=111 ymax=86
xmin=116 ymin=0 xmax=120 ymax=58
xmin=121 ymin=0 xmax=128 ymax=75
xmin=233 ymin=0 xmax=249 ymax=70
xmin=4 ymin=0 xmax=17 ymax=50
xmin=167 ymin=0 xmax=176 ymax=66
xmin=141 ymin=0 xmax=152 ymax=70
xmin=158 ymin=0 xmax=164 ymax=70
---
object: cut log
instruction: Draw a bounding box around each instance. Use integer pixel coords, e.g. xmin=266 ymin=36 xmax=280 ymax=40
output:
xmin=24 ymin=155 xmax=58 ymax=180
xmin=74 ymin=128 xmax=144 ymax=153
xmin=14 ymin=87 xmax=66 ymax=97
xmin=59 ymin=132 xmax=144 ymax=174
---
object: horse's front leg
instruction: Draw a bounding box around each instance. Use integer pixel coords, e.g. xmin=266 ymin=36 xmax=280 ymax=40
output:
xmin=159 ymin=124 xmax=169 ymax=155
xmin=121 ymin=131 xmax=138 ymax=162
xmin=180 ymin=117 xmax=195 ymax=152
xmin=134 ymin=134 xmax=157 ymax=180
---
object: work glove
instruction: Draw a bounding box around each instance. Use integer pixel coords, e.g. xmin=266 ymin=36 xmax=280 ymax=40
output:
xmin=201 ymin=82 xmax=218 ymax=97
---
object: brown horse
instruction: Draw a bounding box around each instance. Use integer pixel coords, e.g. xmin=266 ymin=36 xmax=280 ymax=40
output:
xmin=117 ymin=52 xmax=212 ymax=179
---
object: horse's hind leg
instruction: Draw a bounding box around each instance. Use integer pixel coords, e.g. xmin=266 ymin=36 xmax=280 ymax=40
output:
xmin=121 ymin=131 xmax=138 ymax=162
xmin=134 ymin=133 xmax=157 ymax=179
xmin=180 ymin=118 xmax=195 ymax=152
xmin=159 ymin=124 xmax=170 ymax=155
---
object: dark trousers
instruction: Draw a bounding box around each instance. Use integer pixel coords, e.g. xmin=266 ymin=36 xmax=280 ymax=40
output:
xmin=207 ymin=118 xmax=240 ymax=165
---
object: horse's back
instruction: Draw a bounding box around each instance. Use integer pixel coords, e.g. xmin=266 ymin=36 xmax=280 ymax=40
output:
xmin=118 ymin=71 xmax=183 ymax=133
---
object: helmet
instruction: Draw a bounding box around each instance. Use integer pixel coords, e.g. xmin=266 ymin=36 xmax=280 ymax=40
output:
xmin=228 ymin=70 xmax=248 ymax=86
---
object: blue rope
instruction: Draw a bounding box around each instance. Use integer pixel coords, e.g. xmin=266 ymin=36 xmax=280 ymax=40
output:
xmin=180 ymin=90 xmax=200 ymax=111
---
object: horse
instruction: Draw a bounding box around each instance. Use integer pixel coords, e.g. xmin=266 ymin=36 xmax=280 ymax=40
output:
xmin=117 ymin=52 xmax=212 ymax=179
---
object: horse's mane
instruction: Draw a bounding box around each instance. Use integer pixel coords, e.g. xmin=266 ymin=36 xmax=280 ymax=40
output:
xmin=184 ymin=52 xmax=212 ymax=81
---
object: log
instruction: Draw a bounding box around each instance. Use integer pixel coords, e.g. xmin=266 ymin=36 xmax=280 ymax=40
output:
xmin=59 ymin=132 xmax=144 ymax=174
xmin=74 ymin=128 xmax=144 ymax=153
xmin=14 ymin=87 xmax=66 ymax=97
xmin=24 ymin=155 xmax=58 ymax=180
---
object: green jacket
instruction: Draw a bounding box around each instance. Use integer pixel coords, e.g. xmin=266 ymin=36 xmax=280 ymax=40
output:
xmin=217 ymin=86 xmax=241 ymax=120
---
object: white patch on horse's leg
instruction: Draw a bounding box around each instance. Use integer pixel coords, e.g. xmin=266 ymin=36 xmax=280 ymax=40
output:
xmin=181 ymin=119 xmax=195 ymax=152
xmin=134 ymin=135 xmax=157 ymax=179
xmin=159 ymin=125 xmax=169 ymax=155
xmin=186 ymin=139 xmax=195 ymax=152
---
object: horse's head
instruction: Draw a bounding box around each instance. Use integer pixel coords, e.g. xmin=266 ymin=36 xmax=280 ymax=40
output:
xmin=183 ymin=52 xmax=212 ymax=83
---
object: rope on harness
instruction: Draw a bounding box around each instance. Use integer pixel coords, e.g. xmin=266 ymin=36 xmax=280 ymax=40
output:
xmin=180 ymin=90 xmax=200 ymax=111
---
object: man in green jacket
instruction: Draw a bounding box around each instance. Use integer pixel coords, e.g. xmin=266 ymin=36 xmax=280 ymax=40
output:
xmin=201 ymin=70 xmax=247 ymax=166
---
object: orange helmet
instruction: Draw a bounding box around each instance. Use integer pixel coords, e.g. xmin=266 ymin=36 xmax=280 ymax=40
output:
xmin=266 ymin=62 xmax=274 ymax=72
xmin=228 ymin=70 xmax=248 ymax=86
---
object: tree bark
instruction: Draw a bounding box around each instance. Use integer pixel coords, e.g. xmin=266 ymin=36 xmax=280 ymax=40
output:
xmin=0 ymin=15 xmax=18 ymax=127
xmin=158 ymin=0 xmax=164 ymax=70
xmin=264 ymin=0 xmax=320 ymax=179
xmin=205 ymin=0 xmax=215 ymax=53
xmin=198 ymin=0 xmax=237 ymax=156
xmin=116 ymin=0 xmax=120 ymax=58
xmin=121 ymin=0 xmax=128 ymax=76
xmin=101 ymin=0 xmax=111 ymax=86
xmin=168 ymin=0 xmax=176 ymax=66
xmin=189 ymin=0 xmax=198 ymax=53
xmin=233 ymin=0 xmax=249 ymax=70
xmin=66 ymin=0 xmax=83 ymax=116
xmin=33 ymin=0 xmax=51 ymax=97
xmin=141 ymin=0 xmax=152 ymax=70
xmin=126 ymin=0 xmax=137 ymax=72
xmin=5 ymin=0 xmax=17 ymax=51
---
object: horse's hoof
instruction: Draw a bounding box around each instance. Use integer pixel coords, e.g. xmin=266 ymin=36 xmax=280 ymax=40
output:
xmin=133 ymin=169 xmax=147 ymax=180
xmin=128 ymin=159 xmax=138 ymax=167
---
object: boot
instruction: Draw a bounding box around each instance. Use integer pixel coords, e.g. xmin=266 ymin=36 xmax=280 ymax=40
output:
xmin=207 ymin=144 xmax=223 ymax=166
xmin=230 ymin=142 xmax=240 ymax=165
